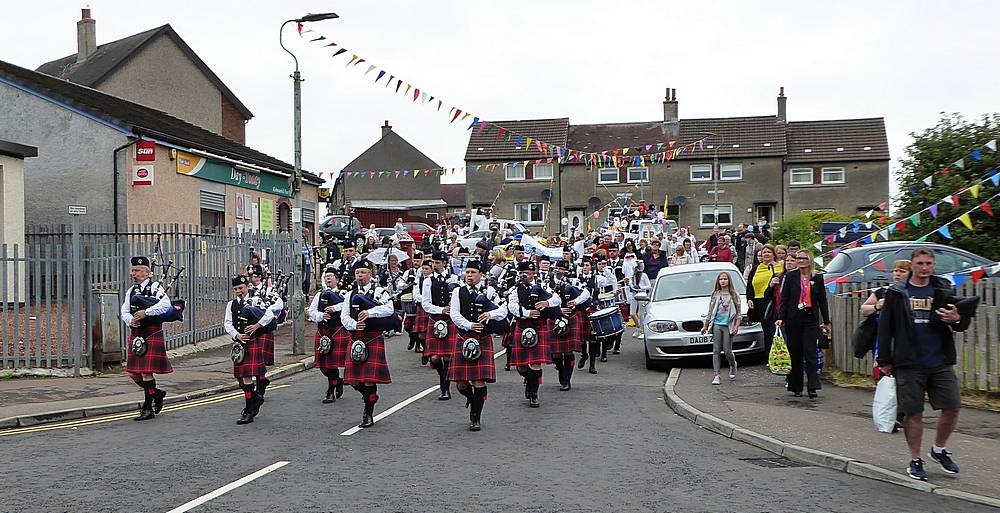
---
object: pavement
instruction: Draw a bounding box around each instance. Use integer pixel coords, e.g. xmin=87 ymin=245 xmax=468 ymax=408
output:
xmin=667 ymin=362 xmax=1000 ymax=507
xmin=2 ymin=335 xmax=996 ymax=512
xmin=0 ymin=322 xmax=318 ymax=426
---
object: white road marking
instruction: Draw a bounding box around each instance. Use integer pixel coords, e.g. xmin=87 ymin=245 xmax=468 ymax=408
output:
xmin=339 ymin=348 xmax=507 ymax=436
xmin=164 ymin=461 xmax=290 ymax=513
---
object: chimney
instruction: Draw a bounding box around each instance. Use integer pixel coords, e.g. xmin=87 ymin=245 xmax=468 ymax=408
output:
xmin=662 ymin=87 xmax=679 ymax=139
xmin=76 ymin=8 xmax=97 ymax=63
xmin=381 ymin=120 xmax=392 ymax=138
xmin=777 ymin=86 xmax=787 ymax=123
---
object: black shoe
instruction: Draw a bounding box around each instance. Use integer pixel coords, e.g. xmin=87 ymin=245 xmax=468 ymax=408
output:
xmin=359 ymin=413 xmax=374 ymax=428
xmin=600 ymin=356 xmax=608 ymax=362
xmin=589 ymin=368 xmax=598 ymax=374
xmin=929 ymin=449 xmax=960 ymax=474
xmin=421 ymin=355 xmax=430 ymax=365
xmin=612 ymin=349 xmax=621 ymax=355
xmin=577 ymin=354 xmax=588 ymax=369
xmin=134 ymin=409 xmax=155 ymax=421
xmin=559 ymin=383 xmax=571 ymax=391
xmin=335 ymin=380 xmax=344 ymax=398
xmin=152 ymin=389 xmax=166 ymax=414
xmin=236 ymin=409 xmax=254 ymax=425
xmin=792 ymin=392 xmax=803 ymax=397
xmin=528 ymin=395 xmax=540 ymax=408
xmin=469 ymin=418 xmax=481 ymax=431
xmin=407 ymin=339 xmax=416 ymax=350
xmin=438 ymin=389 xmax=451 ymax=401
xmin=504 ymin=363 xmax=511 ymax=371
xmin=808 ymin=390 xmax=818 ymax=399
xmin=323 ymin=388 xmax=335 ymax=404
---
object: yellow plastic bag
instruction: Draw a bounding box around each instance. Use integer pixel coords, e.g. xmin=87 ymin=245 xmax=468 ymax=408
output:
xmin=768 ymin=327 xmax=792 ymax=375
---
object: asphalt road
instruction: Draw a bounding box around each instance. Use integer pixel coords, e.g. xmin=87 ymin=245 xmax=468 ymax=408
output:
xmin=2 ymin=335 xmax=993 ymax=513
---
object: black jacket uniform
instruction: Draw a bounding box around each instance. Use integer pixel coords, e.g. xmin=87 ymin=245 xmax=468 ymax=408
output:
xmin=876 ymin=274 xmax=970 ymax=369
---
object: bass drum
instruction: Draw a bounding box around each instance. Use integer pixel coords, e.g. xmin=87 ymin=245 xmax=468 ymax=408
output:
xmin=589 ymin=307 xmax=624 ymax=339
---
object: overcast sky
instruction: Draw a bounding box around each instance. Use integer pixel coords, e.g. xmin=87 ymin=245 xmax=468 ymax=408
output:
xmin=3 ymin=1 xmax=998 ymax=195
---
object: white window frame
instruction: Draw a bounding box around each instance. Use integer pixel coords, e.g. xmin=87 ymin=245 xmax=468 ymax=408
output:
xmin=821 ymin=167 xmax=845 ymax=185
xmin=790 ymin=168 xmax=813 ymax=185
xmin=720 ymin=163 xmax=743 ymax=181
xmin=514 ymin=202 xmax=545 ymax=225
xmin=626 ymin=166 xmax=649 ymax=184
xmin=533 ymin=163 xmax=553 ymax=180
xmin=597 ymin=167 xmax=619 ymax=185
xmin=699 ymin=204 xmax=733 ymax=227
xmin=505 ymin=164 xmax=525 ymax=181
xmin=425 ymin=212 xmax=440 ymax=221
xmin=689 ymin=164 xmax=712 ymax=182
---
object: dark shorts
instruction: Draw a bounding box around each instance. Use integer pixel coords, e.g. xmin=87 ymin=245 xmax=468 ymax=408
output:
xmin=895 ymin=366 xmax=961 ymax=415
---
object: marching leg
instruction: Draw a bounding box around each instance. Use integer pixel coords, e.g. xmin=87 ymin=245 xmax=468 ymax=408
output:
xmin=588 ymin=341 xmax=600 ymax=374
xmin=561 ymin=354 xmax=575 ymax=391
xmin=358 ymin=383 xmax=378 ymax=428
xmin=527 ymin=367 xmax=541 ymax=408
xmin=237 ymin=382 xmax=256 ymax=425
xmin=149 ymin=377 xmax=166 ymax=414
xmin=321 ymin=369 xmax=337 ymax=403
xmin=470 ymin=385 xmax=487 ymax=431
xmin=600 ymin=338 xmax=609 ymax=362
xmin=612 ymin=333 xmax=622 ymax=355
xmin=255 ymin=376 xmax=270 ymax=403
xmin=552 ymin=354 xmax=565 ymax=387
xmin=456 ymin=381 xmax=474 ymax=408
xmin=578 ymin=341 xmax=589 ymax=369
xmin=504 ymin=346 xmax=512 ymax=372
xmin=439 ymin=358 xmax=451 ymax=400
xmin=135 ymin=380 xmax=156 ymax=421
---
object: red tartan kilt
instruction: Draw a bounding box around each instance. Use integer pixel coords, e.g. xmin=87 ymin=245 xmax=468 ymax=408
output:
xmin=619 ymin=302 xmax=631 ymax=320
xmin=343 ymin=332 xmax=392 ymax=384
xmin=126 ymin=324 xmax=173 ymax=374
xmin=413 ymin=305 xmax=429 ymax=335
xmin=315 ymin=324 xmax=351 ymax=370
xmin=447 ymin=330 xmax=496 ymax=383
xmin=404 ymin=316 xmax=415 ymax=332
xmin=260 ymin=331 xmax=275 ymax=366
xmin=500 ymin=327 xmax=513 ymax=348
xmin=550 ymin=310 xmax=588 ymax=354
xmin=423 ymin=314 xmax=457 ymax=357
xmin=509 ymin=319 xmax=551 ymax=367
xmin=233 ymin=335 xmax=267 ymax=378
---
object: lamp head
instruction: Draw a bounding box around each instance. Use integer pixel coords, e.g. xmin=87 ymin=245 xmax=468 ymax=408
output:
xmin=297 ymin=12 xmax=339 ymax=22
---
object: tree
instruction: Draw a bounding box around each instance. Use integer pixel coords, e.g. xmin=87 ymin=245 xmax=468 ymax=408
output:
xmin=772 ymin=210 xmax=859 ymax=249
xmin=894 ymin=113 xmax=1000 ymax=261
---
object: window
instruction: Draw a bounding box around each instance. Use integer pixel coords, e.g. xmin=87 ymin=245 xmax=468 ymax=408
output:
xmin=627 ymin=167 xmax=649 ymax=184
xmin=505 ymin=164 xmax=525 ymax=181
xmin=425 ymin=212 xmax=440 ymax=221
xmin=790 ymin=168 xmax=813 ymax=185
xmin=720 ymin=163 xmax=743 ymax=181
xmin=821 ymin=167 xmax=845 ymax=184
xmin=690 ymin=164 xmax=712 ymax=182
xmin=533 ymin=163 xmax=553 ymax=180
xmin=699 ymin=204 xmax=733 ymax=227
xmin=597 ymin=167 xmax=619 ymax=185
xmin=514 ymin=202 xmax=545 ymax=224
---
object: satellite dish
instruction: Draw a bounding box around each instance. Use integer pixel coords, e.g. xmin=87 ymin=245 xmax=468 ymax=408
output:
xmin=541 ymin=189 xmax=553 ymax=200
xmin=675 ymin=195 xmax=688 ymax=207
xmin=587 ymin=196 xmax=602 ymax=209
xmin=561 ymin=217 xmax=569 ymax=226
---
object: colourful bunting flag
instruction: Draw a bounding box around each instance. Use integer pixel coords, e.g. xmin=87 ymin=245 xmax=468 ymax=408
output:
xmin=971 ymin=268 xmax=986 ymax=283
xmin=958 ymin=213 xmax=973 ymax=230
xmin=332 ymin=48 xmax=347 ymax=57
xmin=929 ymin=204 xmax=939 ymax=218
xmin=986 ymin=139 xmax=997 ymax=152
xmin=915 ymin=235 xmax=928 ymax=243
xmin=992 ymin=171 xmax=1000 ymax=187
xmin=981 ymin=201 xmax=994 ymax=217
xmin=937 ymin=225 xmax=952 ymax=239
xmin=970 ymin=184 xmax=981 ymax=198
xmin=970 ymin=149 xmax=982 ymax=161
xmin=813 ymin=241 xmax=822 ymax=250
xmin=953 ymin=158 xmax=965 ymax=170
xmin=922 ymin=175 xmax=933 ymax=187
xmin=873 ymin=259 xmax=888 ymax=272
xmin=952 ymin=274 xmax=966 ymax=287
xmin=375 ymin=70 xmax=385 ymax=83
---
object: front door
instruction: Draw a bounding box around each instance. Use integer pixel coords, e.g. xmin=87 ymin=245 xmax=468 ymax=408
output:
xmin=566 ymin=209 xmax=585 ymax=235
xmin=754 ymin=204 xmax=775 ymax=225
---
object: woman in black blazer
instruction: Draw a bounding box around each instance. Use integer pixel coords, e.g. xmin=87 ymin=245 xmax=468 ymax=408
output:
xmin=775 ymin=249 xmax=831 ymax=398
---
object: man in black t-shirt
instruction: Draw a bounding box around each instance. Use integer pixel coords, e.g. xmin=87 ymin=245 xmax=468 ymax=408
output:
xmin=877 ymin=248 xmax=970 ymax=482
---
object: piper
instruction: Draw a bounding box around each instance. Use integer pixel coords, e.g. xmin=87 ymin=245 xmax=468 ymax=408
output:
xmin=307 ymin=268 xmax=350 ymax=403
xmin=119 ymin=256 xmax=173 ymax=421
xmin=507 ymin=261 xmax=561 ymax=408
xmin=421 ymin=251 xmax=459 ymax=400
xmin=224 ymin=275 xmax=276 ymax=425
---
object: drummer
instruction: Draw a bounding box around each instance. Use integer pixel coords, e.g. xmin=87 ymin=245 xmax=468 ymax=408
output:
xmin=575 ymin=256 xmax=610 ymax=374
xmin=398 ymin=252 xmax=423 ymax=353
xmin=551 ymin=259 xmax=590 ymax=391
xmin=606 ymin=245 xmax=628 ymax=356
xmin=507 ymin=261 xmax=561 ymax=408
xmin=594 ymin=254 xmax=621 ymax=363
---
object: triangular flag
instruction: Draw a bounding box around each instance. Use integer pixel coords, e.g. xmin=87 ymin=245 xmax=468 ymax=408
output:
xmin=970 ymin=184 xmax=981 ymax=198
xmin=895 ymin=221 xmax=906 ymax=233
xmin=826 ymin=283 xmax=838 ymax=294
xmin=814 ymin=256 xmax=824 ymax=267
xmin=346 ymin=54 xmax=358 ymax=66
xmin=929 ymin=204 xmax=939 ymax=218
xmin=992 ymin=171 xmax=1000 ymax=187
xmin=953 ymin=158 xmax=965 ymax=170
xmin=838 ymin=226 xmax=848 ymax=237
xmin=864 ymin=222 xmax=874 ymax=230
xmin=971 ymin=269 xmax=986 ymax=283
xmin=878 ymin=201 xmax=888 ymax=211
xmin=980 ymin=201 xmax=994 ymax=217
xmin=878 ymin=229 xmax=889 ymax=240
xmin=865 ymin=209 xmax=874 ymax=219
xmin=992 ymin=263 xmax=1000 ymax=276
xmin=952 ymin=274 xmax=967 ymax=288
xmin=364 ymin=64 xmax=376 ymax=75
xmin=922 ymin=175 xmax=933 ymax=187
xmin=985 ymin=139 xmax=997 ymax=152
xmin=375 ymin=70 xmax=386 ymax=83
xmin=937 ymin=224 xmax=953 ymax=239
xmin=332 ymin=48 xmax=347 ymax=58
xmin=958 ymin=213 xmax=973 ymax=230
xmin=813 ymin=241 xmax=823 ymax=250
xmin=296 ymin=23 xmax=303 ymax=35
xmin=952 ymin=195 xmax=960 ymax=207
xmin=873 ymin=259 xmax=888 ymax=272
xmin=915 ymin=235 xmax=929 ymax=243
xmin=970 ymin=149 xmax=983 ymax=161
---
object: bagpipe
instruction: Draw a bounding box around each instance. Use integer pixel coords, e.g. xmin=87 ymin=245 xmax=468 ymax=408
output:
xmin=267 ymin=269 xmax=292 ymax=324
xmin=235 ymin=303 xmax=278 ymax=335
xmin=525 ymin=282 xmax=562 ymax=320
xmin=129 ymin=254 xmax=186 ymax=326
xmin=316 ymin=288 xmax=345 ymax=329
xmin=349 ymin=291 xmax=403 ymax=333
xmin=472 ymin=292 xmax=509 ymax=336
xmin=551 ymin=280 xmax=589 ymax=336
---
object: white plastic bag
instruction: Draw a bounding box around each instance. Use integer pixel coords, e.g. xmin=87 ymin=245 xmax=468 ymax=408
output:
xmin=872 ymin=375 xmax=897 ymax=433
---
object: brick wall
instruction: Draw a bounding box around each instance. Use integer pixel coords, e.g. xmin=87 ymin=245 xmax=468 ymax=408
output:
xmin=221 ymin=96 xmax=246 ymax=144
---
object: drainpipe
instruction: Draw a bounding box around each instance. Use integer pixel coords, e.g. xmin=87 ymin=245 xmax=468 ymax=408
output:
xmin=780 ymin=156 xmax=787 ymax=220
xmin=112 ymin=137 xmax=137 ymax=244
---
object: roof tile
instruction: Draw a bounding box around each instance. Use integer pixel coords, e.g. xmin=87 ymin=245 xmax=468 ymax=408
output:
xmin=786 ymin=118 xmax=889 ymax=163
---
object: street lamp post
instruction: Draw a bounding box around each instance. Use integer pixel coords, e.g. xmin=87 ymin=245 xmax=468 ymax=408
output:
xmin=280 ymin=12 xmax=338 ymax=355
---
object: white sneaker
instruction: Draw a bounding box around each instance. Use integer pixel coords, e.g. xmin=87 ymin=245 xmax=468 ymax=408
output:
xmin=636 ymin=332 xmax=644 ymax=340
xmin=729 ymin=362 xmax=737 ymax=380
xmin=711 ymin=374 xmax=721 ymax=385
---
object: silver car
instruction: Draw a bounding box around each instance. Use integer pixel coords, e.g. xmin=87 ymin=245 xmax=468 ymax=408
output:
xmin=637 ymin=262 xmax=765 ymax=369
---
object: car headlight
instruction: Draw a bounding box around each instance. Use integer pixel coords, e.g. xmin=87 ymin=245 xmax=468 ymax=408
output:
xmin=740 ymin=315 xmax=759 ymax=327
xmin=647 ymin=320 xmax=678 ymax=333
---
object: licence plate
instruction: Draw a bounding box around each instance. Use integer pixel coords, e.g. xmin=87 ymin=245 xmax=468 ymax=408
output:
xmin=685 ymin=335 xmax=711 ymax=345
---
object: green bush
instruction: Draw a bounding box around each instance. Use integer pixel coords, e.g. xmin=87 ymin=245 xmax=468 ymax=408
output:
xmin=771 ymin=211 xmax=856 ymax=248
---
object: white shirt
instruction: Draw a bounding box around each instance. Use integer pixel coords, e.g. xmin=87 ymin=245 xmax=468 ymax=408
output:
xmin=506 ymin=280 xmax=562 ymax=319
xmin=420 ymin=270 xmax=459 ymax=315
xmin=340 ymin=281 xmax=394 ymax=331
xmin=306 ymin=288 xmax=344 ymax=323
xmin=449 ymin=281 xmax=506 ymax=332
xmin=120 ymin=278 xmax=172 ymax=326
xmin=224 ymin=293 xmax=275 ymax=339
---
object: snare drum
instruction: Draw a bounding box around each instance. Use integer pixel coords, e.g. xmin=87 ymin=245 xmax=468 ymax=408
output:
xmin=401 ymin=299 xmax=418 ymax=316
xmin=596 ymin=292 xmax=617 ymax=310
xmin=589 ymin=307 xmax=624 ymax=339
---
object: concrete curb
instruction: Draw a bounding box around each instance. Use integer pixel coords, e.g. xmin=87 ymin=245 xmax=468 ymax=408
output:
xmin=0 ymin=356 xmax=316 ymax=430
xmin=662 ymin=367 xmax=1000 ymax=510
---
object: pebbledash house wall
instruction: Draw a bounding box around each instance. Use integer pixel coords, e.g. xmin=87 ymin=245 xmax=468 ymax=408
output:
xmin=97 ymin=34 xmax=224 ymax=137
xmin=465 ymin=160 xmax=564 ymax=235
xmin=783 ymin=160 xmax=889 ymax=216
xmin=0 ymin=81 xmax=128 ymax=227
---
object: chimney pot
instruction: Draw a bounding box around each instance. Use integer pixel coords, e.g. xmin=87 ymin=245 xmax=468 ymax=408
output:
xmin=671 ymin=88 xmax=676 ymax=101
xmin=662 ymin=87 xmax=679 ymax=139
xmin=381 ymin=120 xmax=392 ymax=138
xmin=76 ymin=8 xmax=97 ymax=63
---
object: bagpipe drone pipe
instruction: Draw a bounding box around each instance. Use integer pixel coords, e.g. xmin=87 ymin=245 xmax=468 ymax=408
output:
xmin=129 ymin=259 xmax=186 ymax=325
xmin=349 ymin=292 xmax=403 ymax=333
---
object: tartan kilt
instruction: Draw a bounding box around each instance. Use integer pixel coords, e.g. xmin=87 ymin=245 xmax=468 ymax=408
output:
xmin=126 ymin=323 xmax=173 ymax=375
xmin=423 ymin=313 xmax=457 ymax=358
xmin=509 ymin=318 xmax=551 ymax=367
xmin=413 ymin=305 xmax=430 ymax=335
xmin=404 ymin=315 xmax=415 ymax=332
xmin=233 ymin=335 xmax=267 ymax=378
xmin=315 ymin=323 xmax=351 ymax=370
xmin=343 ymin=331 xmax=392 ymax=384
xmin=550 ymin=310 xmax=588 ymax=354
xmin=260 ymin=331 xmax=275 ymax=366
xmin=500 ymin=315 xmax=514 ymax=348
xmin=447 ymin=329 xmax=496 ymax=383
xmin=619 ymin=302 xmax=631 ymax=320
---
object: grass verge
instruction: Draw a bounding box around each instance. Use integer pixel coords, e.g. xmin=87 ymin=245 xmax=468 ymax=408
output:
xmin=828 ymin=368 xmax=1000 ymax=413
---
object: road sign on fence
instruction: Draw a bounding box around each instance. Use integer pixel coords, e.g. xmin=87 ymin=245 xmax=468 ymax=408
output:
xmin=68 ymin=205 xmax=88 ymax=216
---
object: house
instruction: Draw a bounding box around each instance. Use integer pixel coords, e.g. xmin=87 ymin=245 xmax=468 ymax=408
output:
xmin=333 ymin=121 xmax=448 ymax=223
xmin=0 ymin=139 xmax=33 ymax=296
xmin=36 ymin=9 xmax=252 ymax=144
xmin=0 ymin=59 xmax=323 ymax=237
xmin=464 ymin=88 xmax=889 ymax=237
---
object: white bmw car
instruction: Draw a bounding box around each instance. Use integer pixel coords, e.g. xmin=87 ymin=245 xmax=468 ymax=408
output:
xmin=637 ymin=262 xmax=765 ymax=370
